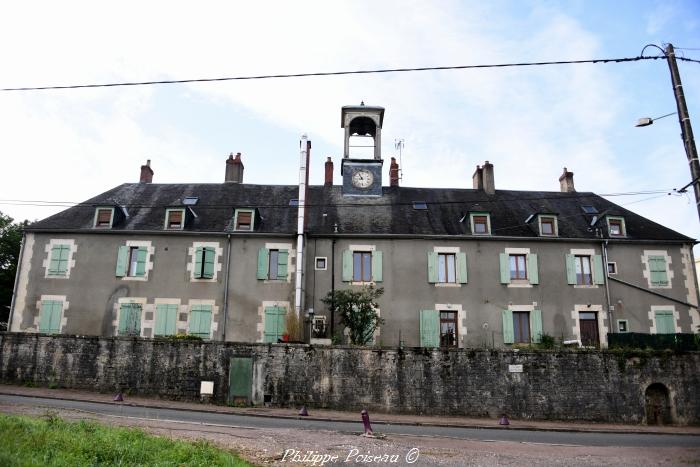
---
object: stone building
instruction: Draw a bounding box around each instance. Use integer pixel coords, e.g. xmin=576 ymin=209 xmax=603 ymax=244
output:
xmin=9 ymin=104 xmax=699 ymax=348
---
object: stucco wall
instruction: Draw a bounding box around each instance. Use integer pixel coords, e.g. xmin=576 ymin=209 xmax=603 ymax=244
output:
xmin=1 ymin=333 xmax=698 ymax=425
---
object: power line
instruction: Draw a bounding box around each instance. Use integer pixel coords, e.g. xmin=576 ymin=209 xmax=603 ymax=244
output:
xmin=0 ymin=56 xmax=663 ymax=92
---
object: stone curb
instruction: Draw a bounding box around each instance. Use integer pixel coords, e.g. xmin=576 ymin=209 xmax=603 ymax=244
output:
xmin=1 ymin=390 xmax=697 ymax=436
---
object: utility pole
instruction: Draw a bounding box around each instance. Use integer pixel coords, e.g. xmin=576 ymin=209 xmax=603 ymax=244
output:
xmin=666 ymin=43 xmax=700 ymax=221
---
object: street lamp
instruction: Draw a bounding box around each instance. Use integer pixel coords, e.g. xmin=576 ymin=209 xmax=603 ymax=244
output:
xmin=634 ymin=112 xmax=677 ymax=128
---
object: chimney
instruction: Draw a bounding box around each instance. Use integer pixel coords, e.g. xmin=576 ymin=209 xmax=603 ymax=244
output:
xmin=482 ymin=160 xmax=495 ymax=195
xmin=324 ymin=157 xmax=334 ymax=186
xmin=139 ymin=159 xmax=153 ymax=183
xmin=225 ymin=152 xmax=244 ymax=183
xmin=472 ymin=165 xmax=483 ymax=190
xmin=559 ymin=167 xmax=575 ymax=192
xmin=389 ymin=157 xmax=399 ymax=187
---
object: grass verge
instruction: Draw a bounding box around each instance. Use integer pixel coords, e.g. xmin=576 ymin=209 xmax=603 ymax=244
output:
xmin=0 ymin=412 xmax=252 ymax=466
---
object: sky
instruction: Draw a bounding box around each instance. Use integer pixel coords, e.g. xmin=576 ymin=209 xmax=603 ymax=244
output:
xmin=1 ymin=1 xmax=699 ymax=246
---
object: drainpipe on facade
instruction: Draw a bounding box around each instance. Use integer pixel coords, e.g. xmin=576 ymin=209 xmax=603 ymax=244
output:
xmin=330 ymin=238 xmax=336 ymax=340
xmin=295 ymin=135 xmax=309 ymax=326
xmin=7 ymin=231 xmax=26 ymax=332
xmin=601 ymin=240 xmax=614 ymax=330
xmin=222 ymin=234 xmax=232 ymax=341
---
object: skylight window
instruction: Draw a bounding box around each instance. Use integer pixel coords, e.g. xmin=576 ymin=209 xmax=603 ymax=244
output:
xmin=289 ymin=199 xmax=299 ymax=207
xmin=183 ymin=197 xmax=199 ymax=206
xmin=581 ymin=205 xmax=598 ymax=214
xmin=412 ymin=201 xmax=428 ymax=210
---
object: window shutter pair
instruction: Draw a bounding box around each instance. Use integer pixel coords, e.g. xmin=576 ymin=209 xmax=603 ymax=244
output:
xmin=189 ymin=304 xmax=212 ymax=338
xmin=48 ymin=245 xmax=70 ymax=276
xmin=649 ymin=256 xmax=669 ymax=286
xmin=654 ymin=310 xmax=675 ymax=334
xmin=564 ymin=254 xmax=605 ymax=285
xmin=427 ymin=252 xmax=467 ymax=283
xmin=419 ymin=309 xmax=439 ymax=348
xmin=501 ymin=309 xmax=542 ymax=344
xmin=499 ymin=253 xmax=539 ymax=284
xmin=257 ymin=248 xmax=288 ymax=280
xmin=154 ymin=304 xmax=178 ymax=336
xmin=39 ymin=300 xmax=62 ymax=334
xmin=194 ymin=247 xmax=216 ymax=279
xmin=118 ymin=303 xmax=141 ymax=336
xmin=341 ymin=250 xmax=383 ymax=282
xmin=115 ymin=246 xmax=148 ymax=277
xmin=263 ymin=306 xmax=287 ymax=343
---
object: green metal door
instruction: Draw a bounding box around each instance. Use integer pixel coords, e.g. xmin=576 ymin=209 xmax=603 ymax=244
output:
xmin=228 ymin=357 xmax=252 ymax=405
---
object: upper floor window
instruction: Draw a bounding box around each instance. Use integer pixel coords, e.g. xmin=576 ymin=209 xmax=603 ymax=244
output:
xmin=566 ymin=251 xmax=604 ymax=286
xmin=499 ymin=249 xmax=538 ymax=286
xmin=648 ymin=256 xmax=669 ymax=286
xmin=47 ymin=244 xmax=71 ymax=277
xmin=574 ymin=255 xmax=593 ymax=285
xmin=234 ymin=209 xmax=254 ymax=231
xmin=165 ymin=209 xmax=185 ymax=230
xmin=353 ymin=251 xmax=372 ymax=282
xmin=257 ymin=247 xmax=289 ymax=280
xmin=194 ymin=247 xmax=216 ymax=279
xmin=510 ymin=254 xmax=527 ymax=280
xmin=470 ymin=213 xmax=491 ymax=235
xmin=538 ymin=215 xmax=557 ymax=236
xmin=94 ymin=207 xmax=114 ymax=228
xmin=116 ymin=245 xmax=149 ymax=278
xmin=607 ymin=216 xmax=626 ymax=237
xmin=342 ymin=247 xmax=382 ymax=283
xmin=438 ymin=253 xmax=456 ymax=283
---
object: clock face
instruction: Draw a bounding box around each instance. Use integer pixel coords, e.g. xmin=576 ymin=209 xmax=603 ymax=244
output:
xmin=352 ymin=169 xmax=374 ymax=189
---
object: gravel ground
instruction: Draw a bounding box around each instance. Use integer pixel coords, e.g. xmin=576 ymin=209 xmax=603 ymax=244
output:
xmin=1 ymin=403 xmax=698 ymax=466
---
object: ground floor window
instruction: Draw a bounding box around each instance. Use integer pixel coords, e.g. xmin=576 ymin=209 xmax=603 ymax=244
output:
xmin=512 ymin=311 xmax=530 ymax=343
xmin=440 ymin=311 xmax=458 ymax=347
xmin=118 ymin=303 xmax=142 ymax=336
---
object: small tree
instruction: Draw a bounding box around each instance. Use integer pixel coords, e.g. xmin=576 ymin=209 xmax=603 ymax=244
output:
xmin=284 ymin=311 xmax=301 ymax=342
xmin=321 ymin=285 xmax=384 ymax=345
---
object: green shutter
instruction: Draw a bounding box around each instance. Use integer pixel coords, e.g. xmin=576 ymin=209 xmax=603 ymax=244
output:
xmin=135 ymin=247 xmax=148 ymax=276
xmin=502 ymin=309 xmax=514 ymax=344
xmin=427 ymin=252 xmax=438 ymax=283
xmin=264 ymin=306 xmax=281 ymax=343
xmin=194 ymin=247 xmax=203 ymax=278
xmin=276 ymin=307 xmax=287 ymax=337
xmin=49 ymin=245 xmax=69 ymax=275
xmin=419 ymin=310 xmax=439 ymax=348
xmin=257 ymin=248 xmax=269 ymax=280
xmin=655 ymin=310 xmax=675 ymax=334
xmin=372 ymin=250 xmax=383 ymax=282
xmin=203 ymin=247 xmax=216 ymax=279
xmin=39 ymin=301 xmax=62 ymax=334
xmin=456 ymin=252 xmax=467 ymax=284
xmin=531 ymin=309 xmax=543 ymax=343
xmin=649 ymin=256 xmax=669 ymax=286
xmin=277 ymin=250 xmax=288 ymax=279
xmin=189 ymin=304 xmax=212 ymax=338
xmin=155 ymin=304 xmax=177 ymax=336
xmin=499 ymin=253 xmax=510 ymax=284
xmin=115 ymin=246 xmax=129 ymax=277
xmin=118 ymin=303 xmax=141 ymax=336
xmin=341 ymin=250 xmax=353 ymax=282
xmin=593 ymin=255 xmax=605 ymax=285
xmin=528 ymin=253 xmax=539 ymax=284
xmin=565 ymin=254 xmax=576 ymax=285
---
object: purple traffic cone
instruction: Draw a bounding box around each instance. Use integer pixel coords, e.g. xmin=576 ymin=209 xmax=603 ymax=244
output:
xmin=361 ymin=409 xmax=373 ymax=435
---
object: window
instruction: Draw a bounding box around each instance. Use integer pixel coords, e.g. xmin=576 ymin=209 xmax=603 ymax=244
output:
xmin=193 ymin=247 xmax=216 ymax=279
xmin=182 ymin=196 xmax=199 ymax=205
xmin=607 ymin=216 xmax=626 ymax=237
xmin=428 ymin=251 xmax=466 ymax=284
xmin=566 ymin=252 xmax=604 ymax=286
xmin=39 ymin=300 xmax=63 ymax=334
xmin=165 ymin=209 xmax=185 ymax=230
xmin=574 ymin=255 xmax=593 ymax=285
xmin=581 ymin=205 xmax=598 ymax=214
xmin=649 ymin=256 xmax=669 ymax=286
xmin=263 ymin=306 xmax=286 ymax=343
xmin=412 ymin=201 xmax=428 ymax=210
xmin=234 ymin=209 xmax=254 ymax=231
xmin=289 ymin=199 xmax=299 ymax=207
xmin=189 ymin=304 xmax=212 ymax=338
xmin=617 ymin=319 xmax=629 ymax=333
xmin=94 ymin=208 xmax=114 ymax=228
xmin=154 ymin=304 xmax=178 ymax=336
xmin=512 ymin=311 xmax=530 ymax=343
xmin=315 ymin=257 xmax=327 ymax=270
xmin=607 ymin=262 xmax=617 ymax=275
xmin=48 ymin=244 xmax=71 ymax=277
xmin=509 ymin=254 xmax=527 ymax=280
xmin=579 ymin=311 xmax=599 ymax=346
xmin=470 ymin=213 xmax=490 ymax=235
xmin=440 ymin=311 xmax=458 ymax=348
xmin=654 ymin=310 xmax=675 ymax=334
xmin=116 ymin=246 xmax=148 ymax=278
xmin=257 ymin=247 xmax=289 ymax=280
xmin=342 ymin=248 xmax=382 ymax=283
xmin=539 ymin=215 xmax=557 ymax=236
xmin=118 ymin=303 xmax=142 ymax=336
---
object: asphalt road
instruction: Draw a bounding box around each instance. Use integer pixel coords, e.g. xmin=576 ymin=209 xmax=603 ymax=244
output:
xmin=1 ymin=394 xmax=698 ymax=448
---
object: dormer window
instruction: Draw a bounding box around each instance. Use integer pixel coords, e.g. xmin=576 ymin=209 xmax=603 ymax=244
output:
xmin=607 ymin=216 xmax=626 ymax=237
xmin=538 ymin=215 xmax=558 ymax=236
xmin=165 ymin=209 xmax=185 ymax=230
xmin=234 ymin=209 xmax=255 ymax=231
xmin=94 ymin=207 xmax=114 ymax=228
xmin=469 ymin=213 xmax=491 ymax=235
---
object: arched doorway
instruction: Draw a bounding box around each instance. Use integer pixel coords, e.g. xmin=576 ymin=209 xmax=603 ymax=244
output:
xmin=645 ymin=383 xmax=672 ymax=425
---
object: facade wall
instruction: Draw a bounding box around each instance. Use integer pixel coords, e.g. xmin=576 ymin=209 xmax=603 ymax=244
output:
xmin=1 ymin=333 xmax=699 ymax=424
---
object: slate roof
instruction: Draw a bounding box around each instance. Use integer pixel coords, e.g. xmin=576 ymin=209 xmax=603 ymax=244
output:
xmin=27 ymin=183 xmax=693 ymax=242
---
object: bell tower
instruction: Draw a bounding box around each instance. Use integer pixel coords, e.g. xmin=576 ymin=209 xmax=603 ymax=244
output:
xmin=340 ymin=103 xmax=385 ymax=197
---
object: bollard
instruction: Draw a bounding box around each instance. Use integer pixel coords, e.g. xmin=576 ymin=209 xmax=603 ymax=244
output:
xmin=113 ymin=392 xmax=124 ymax=402
xmin=298 ymin=406 xmax=309 ymax=416
xmin=361 ymin=409 xmax=373 ymax=436
xmin=498 ymin=414 xmax=510 ymax=426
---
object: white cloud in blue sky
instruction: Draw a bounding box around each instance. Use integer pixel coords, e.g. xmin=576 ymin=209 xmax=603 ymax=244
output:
xmin=1 ymin=0 xmax=699 ymax=244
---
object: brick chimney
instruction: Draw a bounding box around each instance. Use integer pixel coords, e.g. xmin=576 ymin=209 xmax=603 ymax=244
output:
xmin=139 ymin=159 xmax=153 ymax=183
xmin=559 ymin=167 xmax=575 ymax=192
xmin=324 ymin=157 xmax=334 ymax=186
xmin=225 ymin=152 xmax=244 ymax=183
xmin=482 ymin=161 xmax=495 ymax=195
xmin=389 ymin=157 xmax=399 ymax=187
xmin=472 ymin=165 xmax=483 ymax=190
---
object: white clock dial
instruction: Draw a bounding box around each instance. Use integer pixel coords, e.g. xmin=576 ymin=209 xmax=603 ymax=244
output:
xmin=352 ymin=169 xmax=374 ymax=188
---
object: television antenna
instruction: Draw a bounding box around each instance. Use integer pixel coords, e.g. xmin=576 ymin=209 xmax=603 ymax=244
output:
xmin=394 ymin=139 xmax=405 ymax=180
